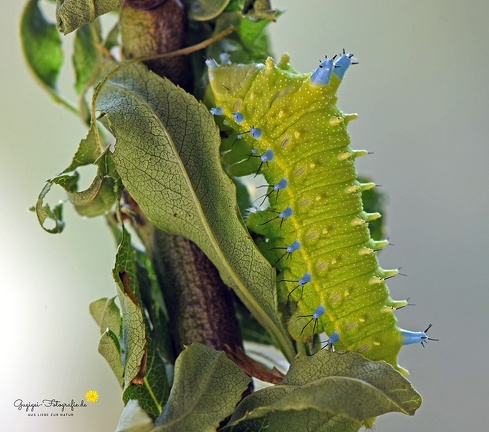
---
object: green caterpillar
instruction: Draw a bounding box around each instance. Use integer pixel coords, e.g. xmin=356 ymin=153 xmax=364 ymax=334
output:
xmin=206 ymin=52 xmax=435 ymax=373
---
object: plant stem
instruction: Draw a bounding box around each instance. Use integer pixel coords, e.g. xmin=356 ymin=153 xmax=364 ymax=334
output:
xmin=119 ymin=0 xmax=244 ymax=356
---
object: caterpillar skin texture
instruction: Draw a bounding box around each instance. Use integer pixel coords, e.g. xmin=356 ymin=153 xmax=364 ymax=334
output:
xmin=207 ymin=53 xmax=413 ymax=373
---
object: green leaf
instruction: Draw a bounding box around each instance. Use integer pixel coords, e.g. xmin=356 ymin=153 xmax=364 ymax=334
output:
xmin=46 ymin=163 xmax=116 ymax=218
xmin=68 ymin=173 xmax=116 ymax=217
xmin=154 ymin=343 xmax=251 ymax=431
xmin=242 ymin=0 xmax=277 ymax=21
xmin=134 ymin=249 xmax=175 ymax=364
xmin=116 ymin=400 xmax=154 ymax=432
xmin=223 ymin=410 xmax=361 ymax=432
xmin=223 ymin=350 xmax=422 ymax=431
xmin=113 ymin=229 xmax=147 ymax=390
xmin=21 ymin=0 xmax=63 ymax=89
xmin=56 ymin=0 xmax=123 ymax=34
xmin=96 ymin=62 xmax=295 ymax=361
xmin=64 ymin=124 xmax=102 ymax=172
xmin=33 ymin=182 xmax=65 ymax=233
xmin=33 ymin=126 xmax=115 ymax=232
xmin=73 ymin=22 xmax=104 ymax=120
xmin=21 ymin=0 xmax=77 ymax=113
xmin=187 ymin=0 xmax=230 ymax=21
xmin=73 ymin=22 xmax=102 ymax=94
xmin=98 ymin=328 xmax=124 ymax=386
xmin=208 ymin=11 xmax=273 ymax=63
xmin=123 ymin=339 xmax=171 ymax=418
xmin=89 ymin=296 xmax=121 ymax=337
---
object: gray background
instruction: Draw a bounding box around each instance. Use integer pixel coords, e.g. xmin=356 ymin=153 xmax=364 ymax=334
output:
xmin=2 ymin=1 xmax=488 ymax=431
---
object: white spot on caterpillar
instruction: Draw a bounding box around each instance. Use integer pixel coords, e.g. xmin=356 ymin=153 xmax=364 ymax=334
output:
xmin=369 ymin=276 xmax=383 ymax=285
xmin=321 ymin=227 xmax=329 ymax=235
xmin=294 ymin=130 xmax=301 ymax=139
xmin=351 ymin=218 xmax=365 ymax=226
xmin=329 ymin=116 xmax=344 ymax=126
xmin=309 ymin=162 xmax=316 ymax=169
xmin=248 ymin=91 xmax=258 ymax=101
xmin=315 ymin=195 xmax=323 ymax=202
xmin=344 ymin=288 xmax=350 ymax=297
xmin=358 ymin=247 xmax=373 ymax=256
xmin=338 ymin=152 xmax=352 ymax=161
xmin=373 ymin=341 xmax=381 ymax=347
xmin=295 ymin=166 xmax=306 ymax=176
xmin=358 ymin=317 xmax=365 ymax=323
xmin=278 ymin=110 xmax=286 ymax=118
xmin=344 ymin=185 xmax=359 ymax=194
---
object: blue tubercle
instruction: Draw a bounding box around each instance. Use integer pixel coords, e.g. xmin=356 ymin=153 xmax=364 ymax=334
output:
xmin=210 ymin=107 xmax=223 ymax=116
xmin=324 ymin=332 xmax=340 ymax=349
xmin=260 ymin=149 xmax=274 ymax=162
xmin=285 ymin=271 xmax=312 ymax=299
xmin=233 ymin=112 xmax=244 ymax=123
xmin=332 ymin=52 xmax=355 ymax=80
xmin=279 ymin=206 xmax=293 ymax=219
xmin=401 ymin=324 xmax=439 ymax=347
xmin=313 ymin=305 xmax=325 ymax=318
xmin=272 ymin=239 xmax=300 ymax=265
xmin=257 ymin=178 xmax=288 ymax=206
xmin=250 ymin=127 xmax=262 ymax=139
xmin=298 ymin=272 xmax=312 ymax=286
xmin=250 ymin=149 xmax=274 ymax=176
xmin=219 ymin=52 xmax=231 ymax=64
xmin=205 ymin=58 xmax=219 ymax=70
xmin=274 ymin=178 xmax=288 ymax=191
xmin=287 ymin=240 xmax=301 ymax=253
xmin=310 ymin=57 xmax=334 ymax=86
xmin=259 ymin=206 xmax=293 ymax=228
xmin=299 ymin=304 xmax=325 ymax=335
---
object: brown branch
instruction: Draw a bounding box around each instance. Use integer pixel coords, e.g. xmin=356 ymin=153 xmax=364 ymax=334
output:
xmin=119 ymin=0 xmax=244 ymax=358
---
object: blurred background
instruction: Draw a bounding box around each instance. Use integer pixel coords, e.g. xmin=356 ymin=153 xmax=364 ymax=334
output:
xmin=2 ymin=0 xmax=488 ymax=430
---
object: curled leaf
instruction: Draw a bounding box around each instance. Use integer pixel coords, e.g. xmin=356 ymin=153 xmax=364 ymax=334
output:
xmin=187 ymin=0 xmax=231 ymax=21
xmin=56 ymin=0 xmax=123 ymax=34
xmin=223 ymin=350 xmax=422 ymax=431
xmin=96 ymin=62 xmax=295 ymax=361
xmin=113 ymin=230 xmax=147 ymax=390
xmin=154 ymin=343 xmax=250 ymax=431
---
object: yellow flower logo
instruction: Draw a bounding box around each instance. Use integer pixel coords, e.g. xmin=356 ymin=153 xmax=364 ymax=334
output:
xmin=85 ymin=390 xmax=99 ymax=403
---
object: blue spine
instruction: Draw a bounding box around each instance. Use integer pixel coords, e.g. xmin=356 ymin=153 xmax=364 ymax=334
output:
xmin=332 ymin=52 xmax=354 ymax=80
xmin=401 ymin=324 xmax=438 ymax=346
xmin=310 ymin=58 xmax=334 ymax=86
